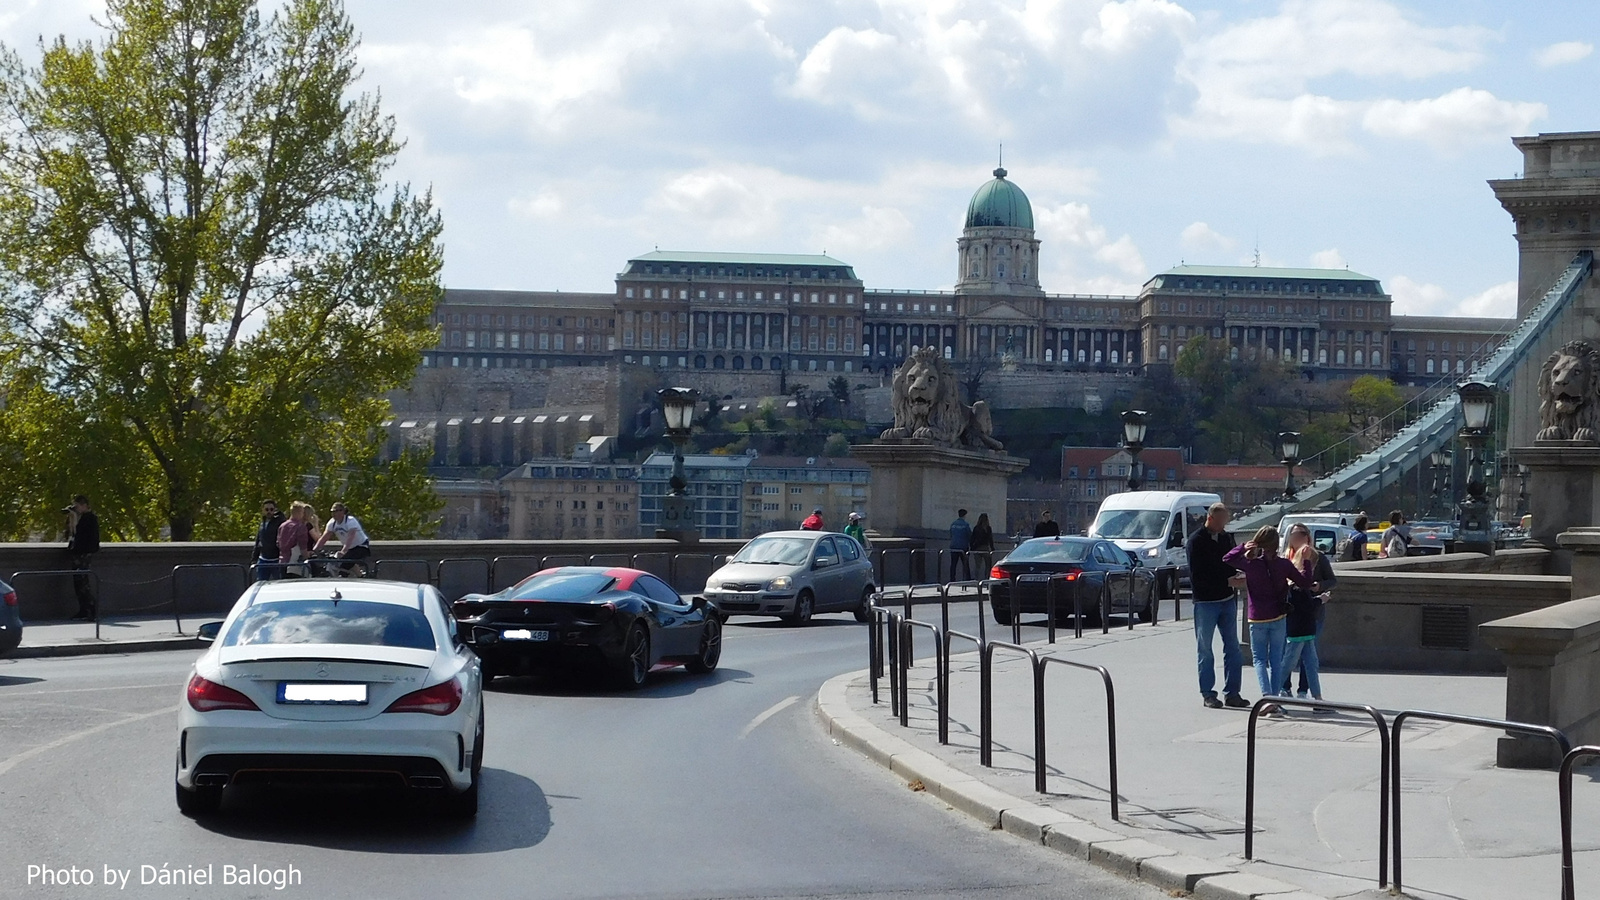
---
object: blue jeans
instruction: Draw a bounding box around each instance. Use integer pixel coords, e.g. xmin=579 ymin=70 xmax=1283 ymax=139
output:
xmin=1283 ymin=639 xmax=1321 ymax=698
xmin=1193 ymin=597 xmax=1242 ymax=698
xmin=1249 ymin=617 xmax=1288 ymax=700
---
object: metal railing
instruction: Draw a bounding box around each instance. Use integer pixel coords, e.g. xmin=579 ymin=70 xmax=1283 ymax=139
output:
xmin=1037 ymin=655 xmax=1120 ymax=819
xmin=10 ymin=569 xmax=104 ymax=637
xmin=1390 ymin=711 xmax=1569 ymax=895
xmin=899 ymin=617 xmax=945 ymax=736
xmin=171 ymin=564 xmax=249 ymax=633
xmin=1245 ymin=697 xmax=1391 ymax=889
xmin=1560 ymin=745 xmax=1600 ymax=900
xmin=980 ymin=640 xmax=1040 ymax=770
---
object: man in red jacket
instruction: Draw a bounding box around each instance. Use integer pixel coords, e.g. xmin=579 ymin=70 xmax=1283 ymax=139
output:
xmin=800 ymin=508 xmax=824 ymax=530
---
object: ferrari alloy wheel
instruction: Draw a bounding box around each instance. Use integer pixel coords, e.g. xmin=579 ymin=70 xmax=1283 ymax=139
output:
xmin=615 ymin=623 xmax=651 ymax=689
xmin=686 ymin=617 xmax=722 ymax=674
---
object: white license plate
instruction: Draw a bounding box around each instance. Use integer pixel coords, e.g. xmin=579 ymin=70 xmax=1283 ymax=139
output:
xmin=278 ymin=683 xmax=368 ymax=705
xmin=502 ymin=629 xmax=549 ymax=641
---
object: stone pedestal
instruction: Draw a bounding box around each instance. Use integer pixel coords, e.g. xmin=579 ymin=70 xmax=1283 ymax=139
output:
xmin=1512 ymin=443 xmax=1600 ymax=574
xmin=849 ymin=442 xmax=1029 ymax=541
xmin=1481 ymin=597 xmax=1600 ymax=768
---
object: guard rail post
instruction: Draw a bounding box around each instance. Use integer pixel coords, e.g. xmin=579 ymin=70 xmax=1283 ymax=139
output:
xmin=1038 ymin=656 xmax=1120 ymax=819
xmin=12 ymin=569 xmax=107 ymax=639
xmin=1391 ymin=711 xmax=1570 ymax=895
xmin=1560 ymin=745 xmax=1600 ymax=900
xmin=1246 ymin=697 xmax=1391 ymax=889
xmin=899 ymin=617 xmax=944 ymax=737
xmin=170 ymin=563 xmax=250 ymax=633
xmin=943 ymin=628 xmax=983 ymax=747
xmin=886 ymin=612 xmax=902 ymax=718
xmin=980 ymin=640 xmax=1041 ymax=769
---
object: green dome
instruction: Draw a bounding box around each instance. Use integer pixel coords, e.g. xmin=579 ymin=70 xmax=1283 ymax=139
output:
xmin=964 ymin=167 xmax=1033 ymax=230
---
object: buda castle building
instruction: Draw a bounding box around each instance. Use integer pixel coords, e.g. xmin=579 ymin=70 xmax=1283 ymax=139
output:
xmin=422 ymin=167 xmax=1512 ymax=391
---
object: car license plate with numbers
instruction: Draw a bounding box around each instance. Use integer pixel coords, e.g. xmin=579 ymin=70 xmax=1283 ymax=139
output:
xmin=502 ymin=629 xmax=549 ymax=641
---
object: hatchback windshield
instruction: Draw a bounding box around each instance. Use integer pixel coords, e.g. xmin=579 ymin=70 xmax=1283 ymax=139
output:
xmin=509 ymin=571 xmax=616 ymax=600
xmin=1005 ymin=539 xmax=1093 ymax=563
xmin=1091 ymin=509 xmax=1170 ymax=541
xmin=732 ymin=536 xmax=815 ymax=566
xmin=223 ymin=600 xmax=435 ymax=650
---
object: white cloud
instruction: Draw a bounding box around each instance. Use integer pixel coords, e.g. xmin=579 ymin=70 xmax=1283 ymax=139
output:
xmin=816 ymin=206 xmax=916 ymax=254
xmin=1363 ymin=87 xmax=1545 ymax=149
xmin=1310 ymin=248 xmax=1347 ymax=269
xmin=1387 ymin=276 xmax=1516 ymax=317
xmin=1081 ymin=0 xmax=1195 ymax=54
xmin=1179 ymin=221 xmax=1236 ymax=255
xmin=1536 ymin=41 xmax=1593 ymax=68
xmin=1172 ymin=0 xmax=1539 ymax=152
xmin=1035 ymin=201 xmax=1148 ymax=292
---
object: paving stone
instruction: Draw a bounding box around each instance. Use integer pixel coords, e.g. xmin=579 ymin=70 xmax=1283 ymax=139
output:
xmin=1137 ymin=854 xmax=1239 ymax=893
xmin=933 ymin=778 xmax=1018 ymax=829
xmin=1041 ymin=820 xmax=1123 ymax=859
xmin=1193 ymin=872 xmax=1309 ymax=900
xmin=999 ymin=805 xmax=1084 ymax=843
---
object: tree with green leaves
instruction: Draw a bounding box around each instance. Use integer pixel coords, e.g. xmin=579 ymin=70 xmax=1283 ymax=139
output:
xmin=0 ymin=0 xmax=442 ymax=541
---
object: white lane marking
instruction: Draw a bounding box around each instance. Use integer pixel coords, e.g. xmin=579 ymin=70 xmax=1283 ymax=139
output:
xmin=0 ymin=705 xmax=178 ymax=777
xmin=740 ymin=695 xmax=800 ymax=740
xmin=1 ymin=683 xmax=178 ymax=697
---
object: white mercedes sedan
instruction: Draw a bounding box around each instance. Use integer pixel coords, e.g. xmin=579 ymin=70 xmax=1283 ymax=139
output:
xmin=175 ymin=579 xmax=484 ymax=817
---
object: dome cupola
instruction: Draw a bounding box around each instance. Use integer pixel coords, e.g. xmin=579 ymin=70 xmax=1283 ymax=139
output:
xmin=964 ymin=167 xmax=1033 ymax=230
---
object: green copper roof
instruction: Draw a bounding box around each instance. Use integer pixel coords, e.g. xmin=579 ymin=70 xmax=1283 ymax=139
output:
xmin=1159 ymin=264 xmax=1378 ymax=282
xmin=965 ymin=167 xmax=1033 ymax=230
xmin=629 ymin=250 xmax=852 ymax=267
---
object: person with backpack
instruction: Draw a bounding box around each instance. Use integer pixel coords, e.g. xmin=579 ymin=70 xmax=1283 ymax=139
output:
xmin=1380 ymin=510 xmax=1411 ymax=559
xmin=1338 ymin=515 xmax=1369 ymax=562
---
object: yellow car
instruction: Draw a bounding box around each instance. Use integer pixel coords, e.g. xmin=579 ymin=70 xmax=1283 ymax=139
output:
xmin=1365 ymin=527 xmax=1386 ymax=558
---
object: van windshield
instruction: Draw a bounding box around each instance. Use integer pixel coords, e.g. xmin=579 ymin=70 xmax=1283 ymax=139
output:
xmin=1092 ymin=509 xmax=1169 ymax=541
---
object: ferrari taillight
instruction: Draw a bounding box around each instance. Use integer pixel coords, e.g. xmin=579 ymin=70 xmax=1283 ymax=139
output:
xmin=384 ymin=680 xmax=463 ymax=716
xmin=186 ymin=674 xmax=259 ymax=712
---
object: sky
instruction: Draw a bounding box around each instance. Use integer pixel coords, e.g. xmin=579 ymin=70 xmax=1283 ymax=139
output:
xmin=2 ymin=0 xmax=1596 ymax=318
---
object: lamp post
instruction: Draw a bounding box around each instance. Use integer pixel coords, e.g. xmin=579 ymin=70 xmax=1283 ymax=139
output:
xmin=1428 ymin=449 xmax=1446 ymax=518
xmin=657 ymin=386 xmax=701 ymax=543
xmin=1456 ymin=380 xmax=1495 ymax=556
xmin=1516 ymin=464 xmax=1530 ymax=519
xmin=1279 ymin=432 xmax=1301 ymax=502
xmin=1121 ymin=410 xmax=1148 ymax=491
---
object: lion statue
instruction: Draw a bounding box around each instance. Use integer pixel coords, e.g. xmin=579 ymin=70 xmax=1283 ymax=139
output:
xmin=879 ymin=347 xmax=1004 ymax=451
xmin=1537 ymin=340 xmax=1600 ymax=442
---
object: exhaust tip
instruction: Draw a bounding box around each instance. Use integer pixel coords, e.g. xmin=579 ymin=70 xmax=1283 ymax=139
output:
xmin=194 ymin=774 xmax=229 ymax=787
xmin=407 ymin=775 xmax=445 ymax=789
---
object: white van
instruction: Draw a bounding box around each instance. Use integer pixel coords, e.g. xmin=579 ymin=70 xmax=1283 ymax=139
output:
xmin=1278 ymin=512 xmax=1367 ymax=558
xmin=1087 ymin=491 xmax=1222 ymax=576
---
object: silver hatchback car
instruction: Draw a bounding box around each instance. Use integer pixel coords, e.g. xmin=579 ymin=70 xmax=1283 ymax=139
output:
xmin=703 ymin=531 xmax=876 ymax=625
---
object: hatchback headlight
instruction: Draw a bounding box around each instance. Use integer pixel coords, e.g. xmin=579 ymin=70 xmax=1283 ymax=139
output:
xmin=767 ymin=576 xmax=792 ymax=591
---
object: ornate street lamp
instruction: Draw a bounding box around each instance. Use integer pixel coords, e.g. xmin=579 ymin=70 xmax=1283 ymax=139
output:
xmin=1516 ymin=463 xmax=1530 ymax=519
xmin=1121 ymin=410 xmax=1148 ymax=491
xmin=1279 ymin=432 xmax=1301 ymax=501
xmin=657 ymin=386 xmax=701 ymax=542
xmin=1429 ymin=449 xmax=1446 ymax=517
xmin=1456 ymin=380 xmax=1495 ymax=556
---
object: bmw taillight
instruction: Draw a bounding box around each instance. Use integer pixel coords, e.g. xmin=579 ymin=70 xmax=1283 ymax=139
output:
xmin=2 ymin=590 xmax=16 ymax=606
xmin=385 ymin=680 xmax=463 ymax=716
xmin=1061 ymin=569 xmax=1080 ymax=581
xmin=186 ymin=675 xmax=259 ymax=712
xmin=990 ymin=566 xmax=1008 ymax=580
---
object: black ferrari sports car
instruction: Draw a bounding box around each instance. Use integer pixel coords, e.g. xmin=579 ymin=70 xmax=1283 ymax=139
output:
xmin=452 ymin=566 xmax=722 ymax=689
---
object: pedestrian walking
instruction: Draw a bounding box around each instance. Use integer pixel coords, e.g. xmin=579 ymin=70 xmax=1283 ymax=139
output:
xmin=1380 ymin=509 xmax=1411 ymax=558
xmin=1224 ymin=526 xmax=1315 ymax=717
xmin=1186 ymin=502 xmax=1248 ymax=709
xmin=843 ymin=512 xmax=869 ymax=547
xmin=970 ymin=512 xmax=995 ymax=574
xmin=64 ymin=494 xmax=100 ymax=620
xmin=1338 ymin=514 xmax=1369 ymax=562
xmin=253 ymin=499 xmax=286 ymax=581
xmin=948 ymin=509 xmax=973 ymax=581
xmin=1033 ymin=509 xmax=1061 ymax=538
xmin=1282 ymin=523 xmax=1337 ymax=708
xmin=800 ymin=507 xmax=825 ymax=531
xmin=277 ymin=502 xmax=314 ymax=578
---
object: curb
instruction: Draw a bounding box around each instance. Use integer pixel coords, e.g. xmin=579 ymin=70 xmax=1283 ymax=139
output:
xmin=9 ymin=637 xmax=199 ymax=659
xmin=816 ymin=669 xmax=1329 ymax=900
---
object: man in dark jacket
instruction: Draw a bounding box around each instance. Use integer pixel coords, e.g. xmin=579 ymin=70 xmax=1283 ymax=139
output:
xmin=253 ymin=500 xmax=286 ymax=581
xmin=1033 ymin=510 xmax=1061 ymax=538
xmin=66 ymin=494 xmax=100 ymax=620
xmin=1187 ymin=502 xmax=1247 ymax=709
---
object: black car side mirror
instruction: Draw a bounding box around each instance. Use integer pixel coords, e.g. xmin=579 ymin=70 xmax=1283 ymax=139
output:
xmin=196 ymin=621 xmax=223 ymax=643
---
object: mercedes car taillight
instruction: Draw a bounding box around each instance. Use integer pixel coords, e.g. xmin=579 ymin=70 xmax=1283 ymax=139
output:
xmin=186 ymin=675 xmax=259 ymax=712
xmin=384 ymin=680 xmax=463 ymax=716
xmin=2 ymin=590 xmax=16 ymax=606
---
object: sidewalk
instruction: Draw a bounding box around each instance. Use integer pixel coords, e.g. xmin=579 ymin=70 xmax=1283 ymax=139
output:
xmin=818 ymin=616 xmax=1600 ymax=900
xmin=8 ymin=614 xmax=206 ymax=658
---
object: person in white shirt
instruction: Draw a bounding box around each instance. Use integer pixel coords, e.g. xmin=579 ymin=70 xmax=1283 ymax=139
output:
xmin=312 ymin=502 xmax=372 ymax=575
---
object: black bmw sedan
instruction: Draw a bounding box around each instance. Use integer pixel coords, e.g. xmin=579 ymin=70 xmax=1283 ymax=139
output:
xmin=452 ymin=567 xmax=721 ymax=689
xmin=988 ymin=536 xmax=1156 ymax=625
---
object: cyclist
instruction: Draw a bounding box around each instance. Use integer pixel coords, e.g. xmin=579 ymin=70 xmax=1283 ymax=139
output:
xmin=312 ymin=501 xmax=372 ymax=576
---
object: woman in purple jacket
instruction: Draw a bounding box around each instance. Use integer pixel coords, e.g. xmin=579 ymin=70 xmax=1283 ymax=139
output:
xmin=1224 ymin=526 xmax=1316 ymax=716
